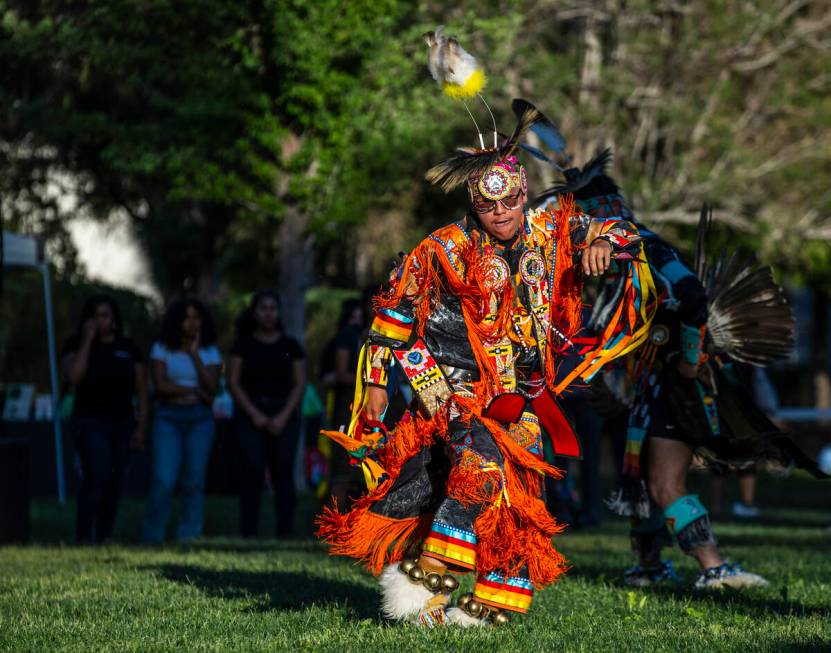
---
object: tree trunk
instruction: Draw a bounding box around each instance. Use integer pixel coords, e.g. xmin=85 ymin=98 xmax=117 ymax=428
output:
xmin=278 ymin=204 xmax=313 ymax=341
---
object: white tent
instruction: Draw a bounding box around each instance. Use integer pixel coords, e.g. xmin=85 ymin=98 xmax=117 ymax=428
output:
xmin=2 ymin=231 xmax=66 ymax=503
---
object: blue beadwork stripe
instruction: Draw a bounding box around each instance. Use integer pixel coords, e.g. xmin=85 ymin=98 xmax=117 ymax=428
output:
xmin=432 ymin=521 xmax=477 ymax=544
xmin=482 ymin=572 xmax=534 ymax=590
xmin=379 ymin=308 xmax=414 ymax=324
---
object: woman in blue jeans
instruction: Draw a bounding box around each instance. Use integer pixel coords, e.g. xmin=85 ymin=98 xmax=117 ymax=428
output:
xmin=62 ymin=295 xmax=148 ymax=543
xmin=228 ymin=289 xmax=305 ymax=536
xmin=142 ymin=297 xmax=221 ymax=543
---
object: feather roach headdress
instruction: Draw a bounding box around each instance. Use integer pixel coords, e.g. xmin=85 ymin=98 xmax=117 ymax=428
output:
xmin=425 ymin=99 xmax=544 ymax=194
xmin=422 ymin=27 xmax=547 ymax=200
xmin=422 ymin=26 xmax=570 ymax=205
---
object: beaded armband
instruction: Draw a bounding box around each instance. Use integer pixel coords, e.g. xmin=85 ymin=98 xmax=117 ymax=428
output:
xmin=680 ymin=323 xmax=706 ymax=366
xmin=366 ymin=344 xmax=392 ymax=388
xmin=370 ymin=308 xmax=415 ymax=343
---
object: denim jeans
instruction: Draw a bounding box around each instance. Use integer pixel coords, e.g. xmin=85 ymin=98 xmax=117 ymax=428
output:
xmin=237 ymin=398 xmax=300 ymax=537
xmin=142 ymin=403 xmax=215 ymax=542
xmin=72 ymin=416 xmax=133 ymax=542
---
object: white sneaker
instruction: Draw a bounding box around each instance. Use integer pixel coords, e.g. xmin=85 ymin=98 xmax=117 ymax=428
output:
xmin=694 ymin=563 xmax=769 ymax=589
xmin=731 ymin=502 xmax=761 ymax=519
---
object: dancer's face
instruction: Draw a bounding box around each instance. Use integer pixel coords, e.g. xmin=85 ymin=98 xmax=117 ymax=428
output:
xmin=474 ymin=188 xmax=526 ymax=242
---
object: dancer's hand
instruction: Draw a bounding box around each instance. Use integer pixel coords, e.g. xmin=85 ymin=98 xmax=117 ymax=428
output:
xmin=365 ymin=386 xmax=388 ymax=422
xmin=583 ymin=239 xmax=612 ymax=276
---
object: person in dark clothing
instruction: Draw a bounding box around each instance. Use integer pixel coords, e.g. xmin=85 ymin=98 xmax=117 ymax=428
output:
xmin=62 ymin=295 xmax=148 ymax=543
xmin=228 ymin=289 xmax=306 ymax=537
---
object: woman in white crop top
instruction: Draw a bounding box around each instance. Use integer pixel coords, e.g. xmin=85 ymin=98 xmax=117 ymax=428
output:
xmin=142 ymin=297 xmax=222 ymax=543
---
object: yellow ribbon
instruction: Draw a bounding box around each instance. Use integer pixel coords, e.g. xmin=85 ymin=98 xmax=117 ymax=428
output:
xmin=319 ymin=343 xmax=389 ymax=492
xmin=480 ymin=462 xmax=511 ymax=508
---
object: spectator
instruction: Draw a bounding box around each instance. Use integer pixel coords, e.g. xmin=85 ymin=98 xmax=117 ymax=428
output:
xmin=62 ymin=294 xmax=148 ymax=543
xmin=228 ymin=289 xmax=306 ymax=537
xmin=142 ymin=297 xmax=221 ymax=543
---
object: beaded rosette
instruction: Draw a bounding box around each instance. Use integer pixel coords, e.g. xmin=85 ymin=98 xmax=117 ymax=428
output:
xmin=470 ymin=160 xmax=528 ymax=203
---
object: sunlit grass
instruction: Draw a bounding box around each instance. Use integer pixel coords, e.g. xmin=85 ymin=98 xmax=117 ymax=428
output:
xmin=1 ymin=477 xmax=829 ymax=652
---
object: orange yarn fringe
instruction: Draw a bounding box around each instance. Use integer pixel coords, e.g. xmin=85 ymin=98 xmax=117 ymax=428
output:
xmin=451 ymin=395 xmax=569 ymax=587
xmin=316 ymin=410 xmax=444 ymax=576
xmin=544 ymin=196 xmax=585 ymax=390
xmin=446 ymin=449 xmax=502 ymax=507
xmin=317 ymin=500 xmax=433 ymax=576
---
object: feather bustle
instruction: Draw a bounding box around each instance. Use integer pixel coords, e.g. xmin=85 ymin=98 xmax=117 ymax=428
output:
xmin=694 ymin=203 xmax=795 ymax=365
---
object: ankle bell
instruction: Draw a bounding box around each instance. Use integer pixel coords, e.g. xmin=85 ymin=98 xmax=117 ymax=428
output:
xmin=456 ymin=592 xmax=510 ymax=625
xmin=398 ymin=558 xmax=460 ymax=594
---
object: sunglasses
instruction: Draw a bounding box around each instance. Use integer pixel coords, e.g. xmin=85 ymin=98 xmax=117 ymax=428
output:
xmin=471 ymin=191 xmax=524 ymax=214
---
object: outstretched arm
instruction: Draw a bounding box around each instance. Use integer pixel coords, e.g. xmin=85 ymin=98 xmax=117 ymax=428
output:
xmin=570 ymin=213 xmax=642 ymax=276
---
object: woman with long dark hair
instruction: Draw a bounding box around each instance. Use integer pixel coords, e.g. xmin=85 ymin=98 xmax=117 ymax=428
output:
xmin=62 ymin=294 xmax=148 ymax=543
xmin=142 ymin=297 xmax=221 ymax=543
xmin=228 ymin=289 xmax=306 ymax=536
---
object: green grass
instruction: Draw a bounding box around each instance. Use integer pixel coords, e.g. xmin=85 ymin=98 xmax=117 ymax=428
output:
xmin=1 ymin=477 xmax=830 ymax=652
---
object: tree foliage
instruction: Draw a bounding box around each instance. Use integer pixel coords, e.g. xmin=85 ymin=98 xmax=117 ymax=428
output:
xmin=1 ymin=0 xmax=829 ymax=303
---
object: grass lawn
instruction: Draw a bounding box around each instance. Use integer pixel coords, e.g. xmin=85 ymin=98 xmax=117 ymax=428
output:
xmin=1 ymin=475 xmax=829 ymax=652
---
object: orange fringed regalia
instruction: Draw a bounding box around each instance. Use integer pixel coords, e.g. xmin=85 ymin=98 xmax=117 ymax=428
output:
xmin=317 ymin=196 xmax=656 ymax=615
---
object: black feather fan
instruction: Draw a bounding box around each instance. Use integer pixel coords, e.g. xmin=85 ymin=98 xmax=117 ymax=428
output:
xmin=695 ymin=204 xmax=795 ymax=366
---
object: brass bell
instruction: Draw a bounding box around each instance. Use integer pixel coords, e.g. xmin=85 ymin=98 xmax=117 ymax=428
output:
xmin=424 ymin=572 xmax=443 ymax=592
xmin=399 ymin=559 xmax=416 ymax=575
xmin=441 ymin=574 xmax=459 ymax=593
xmin=466 ymin=598 xmax=483 ymax=618
xmin=457 ymin=592 xmax=473 ymax=608
xmin=492 ymin=612 xmax=510 ymax=626
xmin=408 ymin=565 xmax=426 ymax=582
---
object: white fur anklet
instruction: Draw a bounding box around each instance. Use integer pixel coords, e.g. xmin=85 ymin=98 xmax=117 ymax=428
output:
xmin=379 ymin=563 xmax=435 ymax=622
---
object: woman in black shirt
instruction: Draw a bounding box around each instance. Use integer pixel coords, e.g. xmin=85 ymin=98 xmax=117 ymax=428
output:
xmin=62 ymin=295 xmax=148 ymax=543
xmin=228 ymin=289 xmax=306 ymax=536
